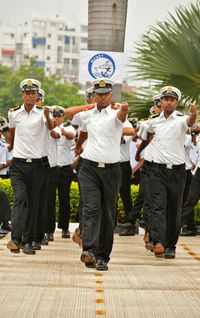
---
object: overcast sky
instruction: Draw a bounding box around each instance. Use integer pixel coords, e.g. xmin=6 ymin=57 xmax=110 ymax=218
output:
xmin=0 ymin=0 xmax=196 ymax=51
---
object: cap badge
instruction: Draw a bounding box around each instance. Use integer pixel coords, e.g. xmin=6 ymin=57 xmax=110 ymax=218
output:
xmin=54 ymin=106 xmax=60 ymax=112
xmin=166 ymin=87 xmax=173 ymax=93
xmin=27 ymin=80 xmax=33 ymax=87
xmin=99 ymin=80 xmax=106 ymax=88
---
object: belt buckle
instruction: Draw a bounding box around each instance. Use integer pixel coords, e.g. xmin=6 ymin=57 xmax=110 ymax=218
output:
xmin=166 ymin=163 xmax=173 ymax=169
xmin=25 ymin=158 xmax=32 ymax=163
xmin=97 ymin=162 xmax=105 ymax=168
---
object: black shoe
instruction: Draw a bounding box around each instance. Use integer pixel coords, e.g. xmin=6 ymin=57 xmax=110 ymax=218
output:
xmin=85 ymin=262 xmax=96 ymax=268
xmin=62 ymin=229 xmax=70 ymax=238
xmin=32 ymin=242 xmax=41 ymax=250
xmin=119 ymin=227 xmax=135 ymax=236
xmin=96 ymin=259 xmax=108 ymax=271
xmin=23 ymin=243 xmax=36 ymax=255
xmin=0 ymin=227 xmax=8 ymax=235
xmin=181 ymin=228 xmax=196 ymax=236
xmin=7 ymin=240 xmax=20 ymax=253
xmin=41 ymin=234 xmax=49 ymax=245
xmin=114 ymin=223 xmax=125 ymax=234
xmin=48 ymin=233 xmax=54 ymax=241
xmin=1 ymin=223 xmax=12 ymax=232
xmin=165 ymin=248 xmax=176 ymax=259
xmin=136 ymin=219 xmax=145 ymax=229
xmin=80 ymin=251 xmax=96 ymax=264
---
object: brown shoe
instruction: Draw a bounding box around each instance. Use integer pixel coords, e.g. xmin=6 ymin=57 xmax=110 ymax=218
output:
xmin=154 ymin=243 xmax=164 ymax=258
xmin=72 ymin=227 xmax=82 ymax=247
xmin=7 ymin=240 xmax=20 ymax=253
xmin=145 ymin=241 xmax=154 ymax=251
xmin=80 ymin=251 xmax=96 ymax=264
xmin=143 ymin=232 xmax=149 ymax=244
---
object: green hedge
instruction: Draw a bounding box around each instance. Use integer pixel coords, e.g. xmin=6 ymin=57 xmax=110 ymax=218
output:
xmin=1 ymin=178 xmax=200 ymax=224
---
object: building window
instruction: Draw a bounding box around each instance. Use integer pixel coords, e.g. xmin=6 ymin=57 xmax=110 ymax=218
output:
xmin=11 ymin=33 xmax=14 ymax=38
xmin=81 ymin=25 xmax=88 ymax=32
xmin=33 ymin=44 xmax=37 ymax=49
xmin=72 ymin=59 xmax=78 ymax=65
xmin=81 ymin=37 xmax=87 ymax=43
xmin=47 ymin=56 xmax=50 ymax=60
xmin=47 ymin=45 xmax=51 ymax=49
xmin=32 ymin=37 xmax=46 ymax=45
xmin=64 ymin=36 xmax=70 ymax=45
xmin=57 ymin=35 xmax=63 ymax=41
xmin=48 ymin=34 xmax=51 ymax=38
xmin=72 ymin=37 xmax=75 ymax=45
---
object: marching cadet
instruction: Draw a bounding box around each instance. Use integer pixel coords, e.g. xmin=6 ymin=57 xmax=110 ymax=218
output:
xmin=32 ymin=87 xmax=51 ymax=249
xmin=141 ymin=86 xmax=197 ymax=258
xmin=7 ymin=78 xmax=53 ymax=255
xmin=75 ymin=78 xmax=129 ymax=271
xmin=50 ymin=107 xmax=76 ymax=239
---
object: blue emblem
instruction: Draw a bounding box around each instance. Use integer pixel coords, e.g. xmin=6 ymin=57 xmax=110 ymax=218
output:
xmin=88 ymin=53 xmax=115 ymax=79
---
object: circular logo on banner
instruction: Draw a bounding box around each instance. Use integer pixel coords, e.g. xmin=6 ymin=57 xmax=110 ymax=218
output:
xmin=88 ymin=53 xmax=116 ymax=79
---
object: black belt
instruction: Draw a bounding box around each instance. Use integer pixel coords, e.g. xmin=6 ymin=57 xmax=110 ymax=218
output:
xmin=82 ymin=158 xmax=120 ymax=168
xmin=120 ymin=161 xmax=130 ymax=167
xmin=57 ymin=164 xmax=71 ymax=168
xmin=13 ymin=157 xmax=43 ymax=163
xmin=151 ymin=162 xmax=185 ymax=170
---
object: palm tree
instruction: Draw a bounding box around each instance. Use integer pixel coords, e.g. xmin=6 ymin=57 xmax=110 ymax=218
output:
xmin=129 ymin=1 xmax=200 ymax=104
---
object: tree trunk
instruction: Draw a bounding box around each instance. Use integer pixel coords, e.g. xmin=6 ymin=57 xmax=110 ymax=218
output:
xmin=88 ymin=0 xmax=128 ymax=101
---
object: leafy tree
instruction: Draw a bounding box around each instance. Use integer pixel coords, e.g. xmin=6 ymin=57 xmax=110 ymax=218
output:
xmin=127 ymin=1 xmax=200 ymax=117
xmin=0 ymin=59 xmax=84 ymax=117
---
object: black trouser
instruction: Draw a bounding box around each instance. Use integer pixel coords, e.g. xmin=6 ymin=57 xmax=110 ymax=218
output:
xmin=10 ymin=159 xmax=43 ymax=244
xmin=142 ymin=161 xmax=153 ymax=234
xmin=34 ymin=157 xmax=50 ymax=242
xmin=119 ymin=161 xmax=132 ymax=222
xmin=149 ymin=163 xmax=186 ymax=249
xmin=79 ymin=159 xmax=122 ymax=263
xmin=0 ymin=189 xmax=11 ymax=224
xmin=181 ymin=169 xmax=196 ymax=230
xmin=182 ymin=168 xmax=200 ymax=229
xmin=45 ymin=166 xmax=57 ymax=234
xmin=127 ymin=161 xmax=152 ymax=231
xmin=76 ymin=157 xmax=83 ymax=232
xmin=128 ymin=174 xmax=145 ymax=225
xmin=57 ymin=165 xmax=73 ymax=231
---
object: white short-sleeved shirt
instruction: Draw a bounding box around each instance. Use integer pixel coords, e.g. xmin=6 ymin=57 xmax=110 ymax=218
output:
xmin=81 ymin=105 xmax=124 ymax=163
xmin=8 ymin=104 xmax=47 ymax=159
xmin=47 ymin=126 xmax=60 ymax=168
xmin=71 ymin=112 xmax=83 ymax=127
xmin=0 ymin=143 xmax=7 ymax=165
xmin=145 ymin=111 xmax=190 ymax=165
xmin=120 ymin=121 xmax=133 ymax=163
xmin=55 ymin=124 xmax=76 ymax=166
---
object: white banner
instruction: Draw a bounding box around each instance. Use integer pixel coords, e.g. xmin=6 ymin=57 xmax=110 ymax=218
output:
xmin=79 ymin=50 xmax=125 ymax=84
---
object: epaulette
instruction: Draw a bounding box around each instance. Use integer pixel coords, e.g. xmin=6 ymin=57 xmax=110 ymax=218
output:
xmin=36 ymin=105 xmax=43 ymax=109
xmin=9 ymin=105 xmax=21 ymax=112
xmin=148 ymin=113 xmax=160 ymax=119
xmin=176 ymin=113 xmax=184 ymax=116
xmin=111 ymin=103 xmax=121 ymax=110
xmin=84 ymin=104 xmax=95 ymax=111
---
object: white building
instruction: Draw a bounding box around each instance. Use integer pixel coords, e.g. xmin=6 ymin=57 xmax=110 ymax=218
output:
xmin=0 ymin=15 xmax=88 ymax=84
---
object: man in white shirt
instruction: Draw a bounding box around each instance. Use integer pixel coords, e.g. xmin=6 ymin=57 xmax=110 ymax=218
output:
xmin=7 ymin=78 xmax=53 ymax=255
xmin=76 ymin=79 xmax=129 ymax=270
xmin=142 ymin=86 xmax=197 ymax=259
xmin=182 ymin=131 xmax=200 ymax=234
xmin=50 ymin=107 xmax=76 ymax=239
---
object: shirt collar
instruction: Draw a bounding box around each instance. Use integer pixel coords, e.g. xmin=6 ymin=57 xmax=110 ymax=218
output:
xmin=160 ymin=110 xmax=177 ymax=119
xmin=94 ymin=104 xmax=112 ymax=114
xmin=22 ymin=104 xmax=39 ymax=113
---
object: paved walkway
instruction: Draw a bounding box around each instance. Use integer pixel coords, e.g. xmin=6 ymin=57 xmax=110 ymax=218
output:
xmin=0 ymin=225 xmax=200 ymax=318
